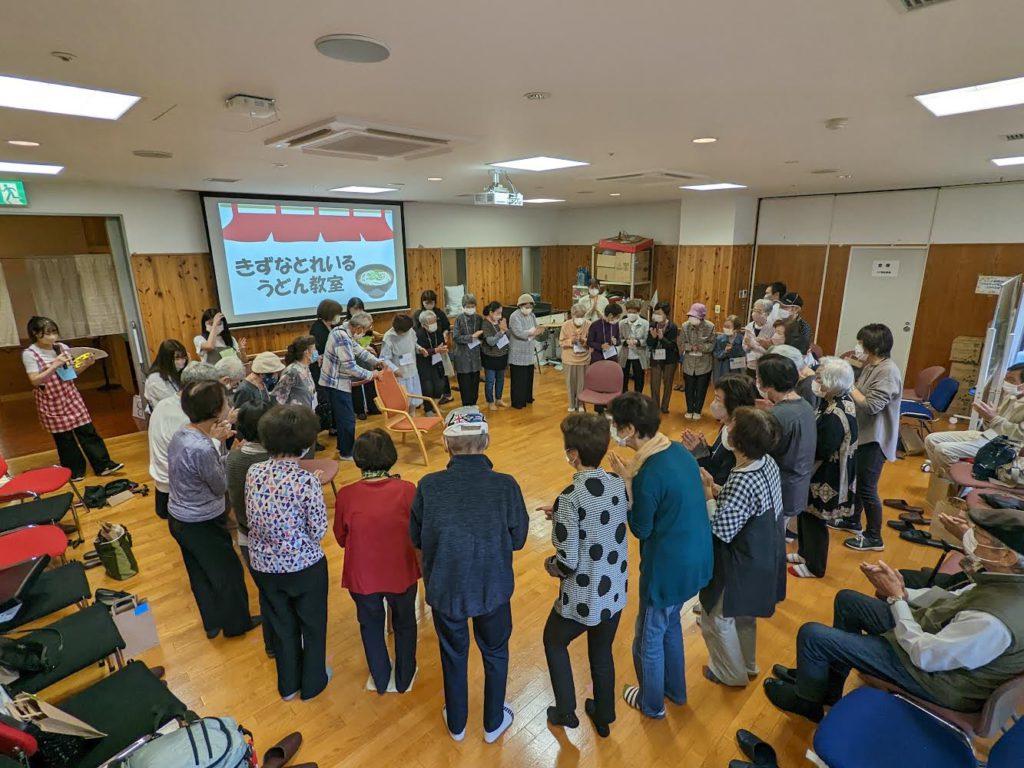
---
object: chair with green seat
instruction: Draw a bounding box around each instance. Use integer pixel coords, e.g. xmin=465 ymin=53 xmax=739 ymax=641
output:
xmin=4 ymin=603 xmax=125 ymax=695
xmin=0 ymin=560 xmax=91 ymax=632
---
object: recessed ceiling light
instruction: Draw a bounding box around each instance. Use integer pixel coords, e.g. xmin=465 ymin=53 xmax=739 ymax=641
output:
xmin=489 ymin=156 xmax=589 ymax=172
xmin=0 ymin=74 xmax=139 ymax=120
xmin=838 ymin=174 xmax=853 ymax=180
xmin=0 ymin=160 xmax=63 ymax=175
xmin=133 ymin=149 xmax=173 ymax=159
xmin=7 ymin=139 xmax=40 ymax=147
xmin=523 ymin=91 xmax=551 ymax=101
xmin=992 ymin=156 xmax=1024 ymax=167
xmin=524 ymin=198 xmax=565 ymax=204
xmin=609 ymin=192 xmax=622 ymax=197
xmin=915 ymin=75 xmax=1024 ymax=117
xmin=692 ymin=137 xmax=717 ymax=144
xmin=315 ymin=34 xmax=390 ymax=63
xmin=680 ymin=182 xmax=746 ymax=191
xmin=330 ymin=185 xmax=398 ymax=194
xmin=427 ymin=177 xmax=444 ymax=182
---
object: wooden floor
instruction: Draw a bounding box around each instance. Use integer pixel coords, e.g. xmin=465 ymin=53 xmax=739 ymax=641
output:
xmin=0 ymin=387 xmax=137 ymax=457
xmin=6 ymin=367 xmax=941 ymax=768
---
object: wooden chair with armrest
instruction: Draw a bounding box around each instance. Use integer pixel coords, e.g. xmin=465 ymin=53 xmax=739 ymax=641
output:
xmin=373 ymin=368 xmax=444 ymax=466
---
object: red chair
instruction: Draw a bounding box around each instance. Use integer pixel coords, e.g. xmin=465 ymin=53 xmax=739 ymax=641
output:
xmin=0 ymin=454 xmax=86 ymax=541
xmin=374 ymin=368 xmax=443 ymax=465
xmin=903 ymin=365 xmax=946 ymax=402
xmin=0 ymin=721 xmax=37 ymax=766
xmin=0 ymin=525 xmax=68 ymax=569
xmin=579 ymin=361 xmax=625 ymax=410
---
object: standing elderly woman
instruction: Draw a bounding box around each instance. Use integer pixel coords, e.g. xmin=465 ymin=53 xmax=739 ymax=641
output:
xmin=647 ymin=302 xmax=679 ymax=413
xmin=234 ymin=351 xmax=284 ymax=410
xmin=681 ymin=374 xmax=758 ymax=488
xmin=580 ymin=278 xmax=609 ymax=323
xmin=481 ymin=301 xmax=510 ymax=410
xmin=246 ymin=405 xmax=331 ymax=701
xmin=509 ymin=293 xmax=541 ymax=409
xmin=320 ymin=310 xmax=383 ymax=461
xmin=452 ymin=293 xmax=484 ymax=407
xmin=167 ymin=380 xmax=260 ymax=639
xmin=415 ymin=309 xmax=448 ymax=414
xmin=790 ymin=357 xmax=858 ymax=579
xmin=559 ymin=303 xmax=591 ymax=412
xmin=771 ymin=344 xmax=818 ymax=408
xmin=214 ymin=355 xmax=246 ymax=402
xmin=743 ymin=299 xmax=772 ymax=377
xmin=275 ymin=336 xmax=319 ymax=410
xmin=618 ymin=299 xmax=650 ymax=393
xmin=678 ymin=303 xmax=716 ymax=419
xmin=833 ymin=324 xmax=903 ymax=553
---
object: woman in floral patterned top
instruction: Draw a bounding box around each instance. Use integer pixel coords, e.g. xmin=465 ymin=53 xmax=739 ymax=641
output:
xmin=245 ymin=404 xmax=331 ymax=701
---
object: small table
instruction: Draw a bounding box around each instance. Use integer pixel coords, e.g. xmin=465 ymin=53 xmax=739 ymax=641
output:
xmin=298 ymin=458 xmax=340 ymax=496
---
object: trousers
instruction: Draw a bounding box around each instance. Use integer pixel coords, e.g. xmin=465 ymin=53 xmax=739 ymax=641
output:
xmin=649 ymin=363 xmax=677 ymax=412
xmin=350 ymin=584 xmax=418 ymax=694
xmin=52 ymin=422 xmax=112 ymax=477
xmin=544 ymin=609 xmax=621 ymax=726
xmin=700 ymin=594 xmax=758 ymax=687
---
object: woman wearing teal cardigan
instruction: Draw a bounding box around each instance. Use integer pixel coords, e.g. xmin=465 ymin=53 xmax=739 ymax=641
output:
xmin=609 ymin=392 xmax=713 ymax=719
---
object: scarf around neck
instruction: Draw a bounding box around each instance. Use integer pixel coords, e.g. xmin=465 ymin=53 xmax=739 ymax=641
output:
xmin=623 ymin=432 xmax=672 ymax=479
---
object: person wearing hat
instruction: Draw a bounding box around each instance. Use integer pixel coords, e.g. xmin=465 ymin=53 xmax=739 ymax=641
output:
xmin=410 ymin=407 xmax=530 ymax=743
xmin=765 ymin=507 xmax=1024 ymax=722
xmin=508 ymin=293 xmax=542 ymax=409
xmin=678 ymin=302 xmax=716 ymax=419
xmin=234 ymin=351 xmax=285 ymax=410
xmin=778 ymin=292 xmax=812 ymax=355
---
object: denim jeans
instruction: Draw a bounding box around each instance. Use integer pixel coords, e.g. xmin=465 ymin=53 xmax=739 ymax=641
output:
xmin=485 ymin=368 xmax=505 ymax=403
xmin=327 ymin=387 xmax=355 ymax=458
xmin=632 ymin=602 xmax=686 ymax=718
xmin=853 ymin=442 xmax=886 ymax=539
xmin=796 ymin=589 xmax=932 ymax=705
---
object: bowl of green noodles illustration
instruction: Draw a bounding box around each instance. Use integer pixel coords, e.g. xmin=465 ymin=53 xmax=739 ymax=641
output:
xmin=355 ymin=264 xmax=395 ymax=298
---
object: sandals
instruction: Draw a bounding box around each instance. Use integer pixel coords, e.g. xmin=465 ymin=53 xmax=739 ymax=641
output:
xmin=736 ymin=728 xmax=778 ymax=767
xmin=899 ymin=510 xmax=930 ymax=525
xmin=899 ymin=528 xmax=946 ymax=550
xmin=262 ymin=732 xmax=302 ymax=768
xmin=884 ymin=498 xmax=924 ymax=514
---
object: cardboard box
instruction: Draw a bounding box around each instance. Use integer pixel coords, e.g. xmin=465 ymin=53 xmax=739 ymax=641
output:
xmin=596 ymin=251 xmax=631 ymax=270
xmin=924 ymin=474 xmax=954 ymax=513
xmin=950 ymin=336 xmax=984 ymax=364
xmin=949 ymin=361 xmax=980 ymax=382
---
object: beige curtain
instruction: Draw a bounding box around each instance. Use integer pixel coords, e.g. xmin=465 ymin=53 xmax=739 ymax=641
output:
xmin=0 ymin=261 xmax=18 ymax=347
xmin=75 ymin=253 xmax=126 ymax=335
xmin=27 ymin=257 xmax=90 ymax=338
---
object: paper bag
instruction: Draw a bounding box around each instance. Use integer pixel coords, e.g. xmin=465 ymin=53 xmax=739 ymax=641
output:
xmin=110 ymin=597 xmax=160 ymax=658
xmin=7 ymin=694 xmax=106 ymax=738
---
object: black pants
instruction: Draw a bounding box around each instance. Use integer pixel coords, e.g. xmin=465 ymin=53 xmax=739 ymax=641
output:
xmin=240 ymin=545 xmax=279 ymax=655
xmin=543 ymin=609 xmax=621 ymax=726
xmin=252 ymin=557 xmax=329 ymax=700
xmin=352 ymin=381 xmax=380 ymax=416
xmin=622 ymin=360 xmax=645 ymax=393
xmin=52 ymin=422 xmax=112 ymax=477
xmin=351 ymin=584 xmax=418 ymax=694
xmin=683 ymin=371 xmax=711 ymax=415
xmin=797 ymin=513 xmax=830 ymax=577
xmin=649 ymin=362 xmax=677 ymax=412
xmin=853 ymin=442 xmax=886 ymax=539
xmin=456 ymin=372 xmax=481 ymax=407
xmin=154 ymin=489 xmax=169 ymax=520
xmin=168 ymin=514 xmax=252 ymax=637
xmin=433 ymin=602 xmax=512 ymax=735
xmin=509 ymin=364 xmax=535 ymax=409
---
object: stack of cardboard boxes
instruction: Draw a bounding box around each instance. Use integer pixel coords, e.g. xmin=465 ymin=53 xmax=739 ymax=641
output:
xmin=949 ymin=335 xmax=984 ymax=416
xmin=594 ymin=250 xmax=651 ymax=285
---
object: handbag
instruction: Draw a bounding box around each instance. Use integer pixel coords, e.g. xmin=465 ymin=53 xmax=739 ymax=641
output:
xmin=117 ymin=716 xmax=255 ymax=768
xmin=0 ymin=628 xmax=62 ymax=674
xmin=93 ymin=523 xmax=139 ymax=580
xmin=972 ymin=435 xmax=1018 ymax=481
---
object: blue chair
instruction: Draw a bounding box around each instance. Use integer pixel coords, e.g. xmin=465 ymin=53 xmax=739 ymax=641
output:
xmin=900 ymin=377 xmax=960 ymax=425
xmin=990 ymin=713 xmax=1024 ymax=768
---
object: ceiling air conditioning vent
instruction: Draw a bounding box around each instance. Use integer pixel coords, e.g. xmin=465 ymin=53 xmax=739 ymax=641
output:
xmin=594 ymin=170 xmax=699 ymax=185
xmin=1005 ymin=133 xmax=1024 ymax=142
xmin=265 ymin=117 xmax=471 ymax=161
xmin=891 ymin=0 xmax=954 ymax=11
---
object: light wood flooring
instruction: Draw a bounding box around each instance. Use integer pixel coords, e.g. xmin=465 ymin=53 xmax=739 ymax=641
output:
xmin=6 ymin=367 xmax=941 ymax=768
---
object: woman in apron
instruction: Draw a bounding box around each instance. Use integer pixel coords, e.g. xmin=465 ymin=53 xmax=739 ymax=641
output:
xmin=194 ymin=308 xmax=247 ymax=365
xmin=21 ymin=316 xmax=123 ymax=481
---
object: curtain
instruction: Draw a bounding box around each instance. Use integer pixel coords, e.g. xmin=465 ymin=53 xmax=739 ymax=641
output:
xmin=75 ymin=253 xmax=126 ymax=335
xmin=0 ymin=261 xmax=18 ymax=347
xmin=27 ymin=257 xmax=90 ymax=338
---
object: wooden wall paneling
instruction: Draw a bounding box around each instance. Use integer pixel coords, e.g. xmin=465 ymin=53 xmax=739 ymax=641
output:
xmin=727 ymin=245 xmax=754 ymax=324
xmin=906 ymin=243 xmax=1024 ymax=380
xmin=131 ymin=253 xmax=218 ymax=361
xmin=405 ymin=248 xmax=442 ymax=308
xmin=653 ymin=245 xmax=678 ymax=310
xmin=815 ymin=245 xmax=851 ymax=355
xmin=465 ymin=247 xmax=523 ymax=306
xmin=752 ymin=244 xmax=828 ymax=333
xmin=540 ymin=245 xmax=590 ymax=309
xmin=672 ymin=246 xmax=750 ymax=327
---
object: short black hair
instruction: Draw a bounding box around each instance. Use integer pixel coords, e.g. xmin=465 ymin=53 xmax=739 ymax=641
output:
xmin=769 ymin=281 xmax=787 ymax=297
xmin=604 ymin=303 xmax=623 ymax=318
xmin=180 ymin=380 xmax=227 ymax=423
xmin=561 ymin=413 xmax=611 ymax=467
xmin=420 ymin=290 xmax=437 ymax=304
xmin=353 ymin=428 xmax=398 ymax=472
xmin=857 ymin=323 xmax=893 ymax=358
xmin=347 ymin=297 xmax=365 ymax=313
xmin=757 ymin=353 xmax=799 ymax=393
xmin=236 ymin=401 xmax=272 ymax=443
xmin=730 ymin=407 xmax=779 ymax=460
xmin=258 ymin=404 xmax=320 ymax=457
xmin=716 ymin=374 xmax=757 ymax=414
xmin=608 ymin=392 xmax=661 ymax=439
xmin=655 ymin=302 xmax=671 ymax=315
xmin=26 ymin=316 xmax=59 ymax=341
xmin=392 ymin=314 xmax=414 ymax=333
xmin=483 ymin=301 xmax=503 ymax=316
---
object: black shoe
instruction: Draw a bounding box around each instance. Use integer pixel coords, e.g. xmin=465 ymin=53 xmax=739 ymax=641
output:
xmin=584 ymin=699 xmax=610 ymax=738
xmin=206 ymin=628 xmax=222 ymax=639
xmin=736 ymin=728 xmax=778 ymax=767
xmin=70 ymin=474 xmax=85 ymax=483
xmin=771 ymin=664 xmax=797 ymax=685
xmin=356 ymin=412 xmax=368 ymax=421
xmin=844 ymin=535 xmax=885 ymax=552
xmin=99 ymin=462 xmax=124 ymax=476
xmin=546 ymin=706 xmax=579 ymax=729
xmin=827 ymin=518 xmax=862 ymax=533
xmin=763 ymin=679 xmax=823 ymax=722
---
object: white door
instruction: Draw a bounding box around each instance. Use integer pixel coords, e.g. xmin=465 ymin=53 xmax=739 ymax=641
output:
xmin=835 ymin=247 xmax=929 ymax=373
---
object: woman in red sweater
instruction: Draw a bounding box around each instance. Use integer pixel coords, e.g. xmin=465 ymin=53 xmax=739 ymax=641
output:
xmin=334 ymin=428 xmax=421 ymax=693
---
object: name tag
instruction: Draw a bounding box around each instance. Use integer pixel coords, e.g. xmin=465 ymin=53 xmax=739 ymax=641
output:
xmin=431 ymin=353 xmax=442 ymax=365
xmin=603 ymin=345 xmax=619 ymax=360
xmin=730 ymin=357 xmax=747 ymax=371
xmin=653 ymin=349 xmax=666 ymax=361
xmin=399 ymin=352 xmax=415 ymax=366
xmin=467 ymin=339 xmax=481 ymax=350
xmin=690 ymin=351 xmax=703 ymax=358
xmin=496 ymin=334 xmax=509 ymax=349
xmin=573 ymin=343 xmax=586 ymax=355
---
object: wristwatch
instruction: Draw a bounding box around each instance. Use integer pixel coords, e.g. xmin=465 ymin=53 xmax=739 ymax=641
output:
xmin=886 ymin=595 xmax=905 ymax=606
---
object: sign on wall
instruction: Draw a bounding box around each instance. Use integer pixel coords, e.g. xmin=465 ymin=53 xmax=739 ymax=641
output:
xmin=976 ymin=275 xmax=1012 ymax=295
xmin=0 ymin=179 xmax=27 ymax=207
xmin=871 ymin=259 xmax=900 ymax=278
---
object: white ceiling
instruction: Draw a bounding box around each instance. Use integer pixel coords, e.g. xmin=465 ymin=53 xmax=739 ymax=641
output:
xmin=2 ymin=0 xmax=1024 ymax=206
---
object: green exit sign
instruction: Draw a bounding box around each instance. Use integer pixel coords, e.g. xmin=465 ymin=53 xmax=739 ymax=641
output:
xmin=0 ymin=180 xmax=28 ymax=206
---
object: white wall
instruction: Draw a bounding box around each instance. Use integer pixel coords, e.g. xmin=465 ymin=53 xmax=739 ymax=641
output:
xmin=931 ymin=182 xmax=1024 ymax=244
xmin=556 ymin=201 xmax=681 ymax=245
xmin=404 ymin=202 xmax=560 ymax=248
xmin=678 ymin=195 xmax=758 ymax=245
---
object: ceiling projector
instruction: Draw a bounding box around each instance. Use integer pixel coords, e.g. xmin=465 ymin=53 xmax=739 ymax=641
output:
xmin=474 ymin=170 xmax=524 ymax=206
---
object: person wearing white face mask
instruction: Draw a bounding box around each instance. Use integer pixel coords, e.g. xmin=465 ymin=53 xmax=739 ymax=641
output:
xmin=559 ymin=303 xmax=592 ymax=412
xmin=414 ymin=309 xmax=448 ymax=413
xmin=766 ymin=506 xmax=1024 ymax=723
xmin=581 ymin=279 xmax=609 ymax=323
xmin=678 ymin=303 xmax=716 ymax=419
xmin=618 ymin=299 xmax=650 ymax=394
xmin=743 ymin=299 xmax=773 ymax=375
xmin=646 ymin=301 xmax=679 ymax=413
xmin=681 ymin=374 xmax=758 ymax=489
xmin=481 ymin=301 xmax=510 ymax=411
xmin=414 ymin=290 xmax=453 ymax=404
xmin=509 ymin=294 xmax=542 ymax=408
xmin=452 ymin=293 xmax=484 ymax=407
xmin=194 ymin=307 xmax=247 ymax=365
xmin=776 ymin=292 xmax=811 ymax=354
xmin=145 ymin=339 xmax=191 ymax=410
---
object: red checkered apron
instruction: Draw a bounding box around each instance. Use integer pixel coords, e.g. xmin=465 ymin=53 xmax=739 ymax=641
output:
xmin=29 ymin=345 xmax=92 ymax=434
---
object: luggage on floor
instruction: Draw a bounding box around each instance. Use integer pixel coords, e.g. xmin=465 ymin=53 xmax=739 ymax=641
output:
xmin=117 ymin=717 xmax=254 ymax=768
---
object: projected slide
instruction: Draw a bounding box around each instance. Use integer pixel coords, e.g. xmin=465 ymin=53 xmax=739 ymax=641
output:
xmin=201 ymin=195 xmax=408 ymax=326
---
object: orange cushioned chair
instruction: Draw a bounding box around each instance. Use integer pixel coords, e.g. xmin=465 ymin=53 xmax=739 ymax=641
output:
xmin=374 ymin=368 xmax=443 ymax=466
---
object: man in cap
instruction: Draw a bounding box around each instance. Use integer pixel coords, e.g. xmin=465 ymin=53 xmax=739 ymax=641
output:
xmin=778 ymin=292 xmax=812 ymax=355
xmin=764 ymin=507 xmax=1024 ymax=721
xmin=410 ymin=407 xmax=530 ymax=743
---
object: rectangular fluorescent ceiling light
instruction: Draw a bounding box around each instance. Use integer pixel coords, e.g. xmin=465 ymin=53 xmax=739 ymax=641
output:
xmin=915 ymin=75 xmax=1024 ymax=117
xmin=330 ymin=185 xmax=398 ymax=194
xmin=0 ymin=74 xmax=140 ymax=120
xmin=0 ymin=160 xmax=63 ymax=175
xmin=992 ymin=156 xmax=1024 ymax=167
xmin=524 ymin=198 xmax=565 ymax=203
xmin=489 ymin=156 xmax=589 ymax=172
xmin=680 ymin=182 xmax=746 ymax=191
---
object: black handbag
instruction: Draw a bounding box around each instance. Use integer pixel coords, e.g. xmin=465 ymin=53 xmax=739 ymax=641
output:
xmin=0 ymin=628 xmax=62 ymax=674
xmin=973 ymin=435 xmax=1017 ymax=481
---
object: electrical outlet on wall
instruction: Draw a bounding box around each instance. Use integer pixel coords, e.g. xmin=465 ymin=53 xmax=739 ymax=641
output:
xmin=714 ymin=304 xmax=721 ymax=314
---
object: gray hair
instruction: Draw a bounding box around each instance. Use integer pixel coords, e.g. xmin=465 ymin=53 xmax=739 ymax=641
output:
xmin=570 ymin=302 xmax=587 ymax=318
xmin=181 ymin=361 xmax=221 ymax=385
xmin=816 ymin=356 xmax=855 ymax=397
xmin=419 ymin=309 xmax=437 ymax=324
xmin=213 ymin=356 xmax=245 ymax=382
xmin=752 ymin=298 xmax=773 ymax=315
xmin=769 ymin=344 xmax=805 ymax=373
xmin=444 ymin=433 xmax=490 ymax=455
xmin=462 ymin=293 xmax=477 ymax=308
xmin=349 ymin=311 xmax=373 ymax=332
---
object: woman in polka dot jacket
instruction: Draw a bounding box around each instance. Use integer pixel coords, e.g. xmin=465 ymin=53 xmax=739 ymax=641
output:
xmin=541 ymin=413 xmax=629 ymax=738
